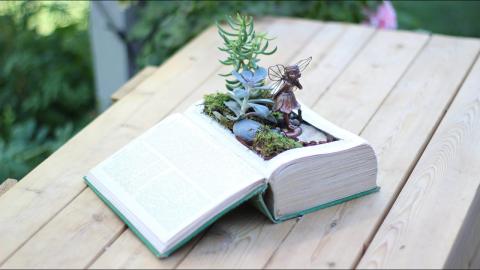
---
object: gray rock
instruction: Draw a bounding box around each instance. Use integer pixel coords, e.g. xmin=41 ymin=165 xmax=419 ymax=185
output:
xmin=297 ymin=124 xmax=328 ymax=142
xmin=290 ymin=119 xmax=301 ymax=126
xmin=233 ymin=119 xmax=262 ymax=143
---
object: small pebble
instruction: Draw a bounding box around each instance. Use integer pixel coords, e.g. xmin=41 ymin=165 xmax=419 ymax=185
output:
xmin=290 ymin=119 xmax=300 ymax=126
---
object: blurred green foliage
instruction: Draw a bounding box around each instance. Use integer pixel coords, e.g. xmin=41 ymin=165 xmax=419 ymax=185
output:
xmin=3 ymin=0 xmax=478 ymax=183
xmin=394 ymin=1 xmax=480 ymax=38
xmin=127 ymin=0 xmax=480 ymax=72
xmin=127 ymin=0 xmax=378 ymax=70
xmin=0 ymin=1 xmax=94 ymax=182
xmin=1 ymin=0 xmax=378 ymax=183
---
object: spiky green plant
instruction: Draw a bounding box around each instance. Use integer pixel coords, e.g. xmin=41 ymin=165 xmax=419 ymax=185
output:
xmin=217 ymin=14 xmax=277 ymax=90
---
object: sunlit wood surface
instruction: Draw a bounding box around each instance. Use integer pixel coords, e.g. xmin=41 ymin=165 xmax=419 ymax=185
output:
xmin=1 ymin=17 xmax=480 ymax=269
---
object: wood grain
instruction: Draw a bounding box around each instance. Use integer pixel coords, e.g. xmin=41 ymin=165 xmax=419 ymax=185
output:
xmin=358 ymin=55 xmax=480 ymax=269
xmin=2 ymin=189 xmax=125 ymax=268
xmin=111 ymin=66 xmax=157 ymax=102
xmin=312 ymin=29 xmax=429 ymax=133
xmin=90 ymin=230 xmax=200 ymax=269
xmin=0 ymin=179 xmax=17 ymax=197
xmin=0 ymin=23 xmax=225 ymax=265
xmin=470 ymin=242 xmax=480 ymax=269
xmin=91 ymin=17 xmax=328 ymax=269
xmin=177 ymin=27 xmax=428 ymax=269
xmin=297 ymin=23 xmax=375 ymax=104
xmin=266 ymin=35 xmax=480 ymax=269
xmin=1 ymin=17 xmax=479 ymax=269
xmin=0 ymin=18 xmax=313 ymax=269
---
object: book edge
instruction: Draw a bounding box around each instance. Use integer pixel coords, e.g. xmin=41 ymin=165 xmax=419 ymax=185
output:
xmin=83 ymin=176 xmax=163 ymax=257
xmin=84 ymin=176 xmax=268 ymax=258
xmin=163 ymin=182 xmax=268 ymax=257
xmin=252 ymin=186 xmax=380 ymax=223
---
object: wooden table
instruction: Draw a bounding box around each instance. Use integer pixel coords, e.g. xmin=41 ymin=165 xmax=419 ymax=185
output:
xmin=1 ymin=17 xmax=480 ymax=269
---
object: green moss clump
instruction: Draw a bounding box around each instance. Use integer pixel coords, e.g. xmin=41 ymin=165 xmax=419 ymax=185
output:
xmin=271 ymin=111 xmax=282 ymax=119
xmin=203 ymin=92 xmax=230 ymax=116
xmin=253 ymin=126 xmax=303 ymax=159
xmin=203 ymin=92 xmax=235 ymax=129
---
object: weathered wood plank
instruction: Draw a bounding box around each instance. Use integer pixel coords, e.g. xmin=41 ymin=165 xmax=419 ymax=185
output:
xmin=0 ymin=23 xmax=224 ymax=265
xmin=298 ymin=23 xmax=376 ymax=104
xmin=180 ymin=207 xmax=296 ymax=269
xmin=358 ymin=55 xmax=480 ymax=269
xmin=2 ymin=189 xmax=124 ymax=268
xmin=0 ymin=179 xmax=17 ymax=197
xmin=111 ymin=66 xmax=157 ymax=102
xmin=471 ymin=242 xmax=480 ymax=269
xmin=0 ymin=18 xmax=313 ymax=269
xmin=312 ymin=29 xmax=428 ymax=133
xmin=177 ymin=28 xmax=429 ymax=269
xmin=90 ymin=17 xmax=329 ymax=269
xmin=89 ymin=230 xmax=200 ymax=269
xmin=3 ymin=16 xmax=478 ymax=269
xmin=266 ymin=35 xmax=480 ymax=269
xmin=436 ymin=185 xmax=480 ymax=269
xmin=176 ymin=22 xmax=376 ymax=114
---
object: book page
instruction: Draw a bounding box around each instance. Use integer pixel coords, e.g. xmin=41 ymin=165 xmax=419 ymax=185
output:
xmin=184 ymin=101 xmax=366 ymax=177
xmin=89 ymin=114 xmax=264 ymax=244
xmin=184 ymin=103 xmax=269 ymax=175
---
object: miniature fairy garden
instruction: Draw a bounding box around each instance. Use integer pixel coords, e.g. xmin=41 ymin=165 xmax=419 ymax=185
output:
xmin=203 ymin=14 xmax=336 ymax=160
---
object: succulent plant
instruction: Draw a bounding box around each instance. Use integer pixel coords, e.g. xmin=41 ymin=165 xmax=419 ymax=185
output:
xmin=221 ymin=67 xmax=276 ymax=123
xmin=216 ymin=14 xmax=277 ymax=90
xmin=231 ymin=67 xmax=270 ymax=93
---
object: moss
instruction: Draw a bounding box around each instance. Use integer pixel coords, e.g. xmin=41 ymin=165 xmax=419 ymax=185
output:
xmin=271 ymin=111 xmax=282 ymax=119
xmin=203 ymin=92 xmax=230 ymax=116
xmin=253 ymin=126 xmax=303 ymax=159
xmin=203 ymin=92 xmax=235 ymax=130
xmin=219 ymin=117 xmax=235 ymax=130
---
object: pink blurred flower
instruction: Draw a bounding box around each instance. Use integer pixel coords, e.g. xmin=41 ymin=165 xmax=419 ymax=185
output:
xmin=364 ymin=1 xmax=397 ymax=29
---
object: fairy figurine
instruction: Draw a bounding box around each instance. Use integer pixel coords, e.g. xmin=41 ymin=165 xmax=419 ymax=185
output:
xmin=268 ymin=57 xmax=312 ymax=137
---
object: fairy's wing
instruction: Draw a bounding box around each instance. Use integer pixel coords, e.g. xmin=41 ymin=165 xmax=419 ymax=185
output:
xmin=268 ymin=64 xmax=285 ymax=82
xmin=270 ymin=79 xmax=283 ymax=96
xmin=296 ymin=56 xmax=312 ymax=72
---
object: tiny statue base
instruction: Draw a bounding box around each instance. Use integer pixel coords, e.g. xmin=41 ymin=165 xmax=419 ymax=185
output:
xmin=283 ymin=126 xmax=302 ymax=138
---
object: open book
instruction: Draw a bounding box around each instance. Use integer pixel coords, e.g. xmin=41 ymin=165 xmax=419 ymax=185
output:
xmin=85 ymin=101 xmax=378 ymax=258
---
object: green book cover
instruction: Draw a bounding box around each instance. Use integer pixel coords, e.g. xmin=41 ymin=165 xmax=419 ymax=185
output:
xmin=86 ymin=174 xmax=378 ymax=257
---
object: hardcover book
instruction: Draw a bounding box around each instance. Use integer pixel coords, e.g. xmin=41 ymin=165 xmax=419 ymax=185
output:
xmin=84 ymin=101 xmax=378 ymax=258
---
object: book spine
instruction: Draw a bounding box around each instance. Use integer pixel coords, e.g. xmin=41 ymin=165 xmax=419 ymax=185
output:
xmin=249 ymin=189 xmax=280 ymax=224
